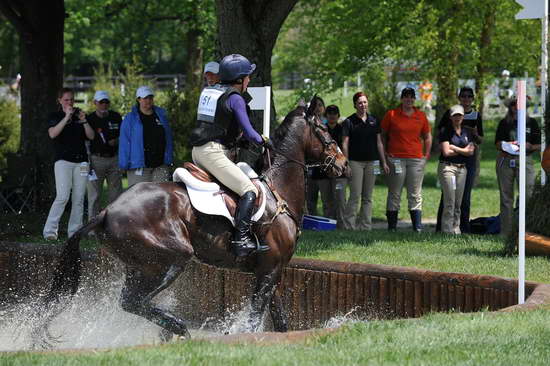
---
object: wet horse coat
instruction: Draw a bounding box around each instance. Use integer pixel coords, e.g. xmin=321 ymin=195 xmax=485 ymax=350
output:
xmin=41 ymin=107 xmax=348 ymax=341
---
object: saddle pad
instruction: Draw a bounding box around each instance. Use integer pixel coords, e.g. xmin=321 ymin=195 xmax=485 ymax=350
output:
xmin=173 ymin=166 xmax=267 ymax=226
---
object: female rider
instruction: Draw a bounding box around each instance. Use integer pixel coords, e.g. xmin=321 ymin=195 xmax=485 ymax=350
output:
xmin=189 ymin=54 xmax=270 ymax=257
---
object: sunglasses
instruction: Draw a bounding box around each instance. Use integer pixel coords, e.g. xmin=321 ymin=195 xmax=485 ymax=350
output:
xmin=98 ymin=100 xmax=110 ymax=104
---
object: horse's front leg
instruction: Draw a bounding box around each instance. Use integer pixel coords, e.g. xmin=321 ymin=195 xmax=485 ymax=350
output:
xmin=248 ymin=266 xmax=281 ymax=332
xmin=269 ymin=282 xmax=288 ymax=332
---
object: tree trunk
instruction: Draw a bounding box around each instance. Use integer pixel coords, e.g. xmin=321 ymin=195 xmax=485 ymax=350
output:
xmin=216 ymin=0 xmax=298 ymax=164
xmin=475 ymin=1 xmax=497 ymax=116
xmin=0 ymin=0 xmax=65 ymax=207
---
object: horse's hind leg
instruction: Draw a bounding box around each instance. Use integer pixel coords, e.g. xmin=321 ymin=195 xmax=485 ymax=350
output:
xmin=120 ymin=265 xmax=190 ymax=339
xmin=269 ymin=284 xmax=288 ymax=332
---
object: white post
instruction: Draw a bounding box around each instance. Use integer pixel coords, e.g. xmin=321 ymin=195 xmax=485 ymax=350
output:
xmin=542 ymin=0 xmax=548 ymax=185
xmin=517 ymin=80 xmax=527 ymax=305
xmin=263 ymin=86 xmax=271 ymax=138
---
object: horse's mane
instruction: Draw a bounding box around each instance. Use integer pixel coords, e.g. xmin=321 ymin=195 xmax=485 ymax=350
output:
xmin=272 ymin=105 xmax=307 ymax=149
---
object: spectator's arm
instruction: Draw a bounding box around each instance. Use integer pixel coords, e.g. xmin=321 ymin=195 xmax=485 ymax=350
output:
xmin=422 ymin=131 xmax=432 ymax=159
xmin=118 ymin=116 xmax=131 ymax=170
xmin=342 ymin=136 xmax=349 ymax=159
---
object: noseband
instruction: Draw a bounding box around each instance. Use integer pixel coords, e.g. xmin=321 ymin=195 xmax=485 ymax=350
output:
xmin=305 ymin=118 xmax=339 ymax=173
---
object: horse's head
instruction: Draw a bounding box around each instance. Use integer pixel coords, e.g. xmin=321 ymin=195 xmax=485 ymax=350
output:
xmin=304 ymin=117 xmax=349 ymax=178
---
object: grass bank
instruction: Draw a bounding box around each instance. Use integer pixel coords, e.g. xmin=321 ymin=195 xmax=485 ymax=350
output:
xmin=3 ymin=309 xmax=550 ymax=365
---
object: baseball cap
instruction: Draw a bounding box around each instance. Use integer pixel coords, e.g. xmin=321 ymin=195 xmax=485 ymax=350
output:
xmin=401 ymin=87 xmax=416 ymax=99
xmin=449 ymin=104 xmax=464 ymax=116
xmin=93 ymin=90 xmax=110 ymax=102
xmin=204 ymin=61 xmax=219 ymax=74
xmin=136 ymin=86 xmax=154 ymax=99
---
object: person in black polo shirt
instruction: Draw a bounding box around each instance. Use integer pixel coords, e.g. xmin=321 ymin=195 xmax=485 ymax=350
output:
xmin=316 ymin=105 xmax=346 ymax=226
xmin=86 ymin=90 xmax=123 ymax=220
xmin=438 ymin=105 xmax=475 ymax=234
xmin=436 ymin=86 xmax=483 ymax=233
xmin=43 ymin=87 xmax=95 ymax=240
xmin=495 ymin=97 xmax=541 ymax=236
xmin=342 ymin=92 xmax=389 ymax=230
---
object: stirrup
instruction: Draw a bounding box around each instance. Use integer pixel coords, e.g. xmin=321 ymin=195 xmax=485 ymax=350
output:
xmin=232 ymin=233 xmax=270 ymax=257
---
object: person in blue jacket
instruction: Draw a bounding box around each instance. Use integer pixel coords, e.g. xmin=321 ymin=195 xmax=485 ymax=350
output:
xmin=119 ymin=86 xmax=174 ymax=187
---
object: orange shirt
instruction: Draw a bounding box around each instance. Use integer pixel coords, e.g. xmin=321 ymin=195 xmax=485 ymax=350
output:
xmin=381 ymin=106 xmax=431 ymax=158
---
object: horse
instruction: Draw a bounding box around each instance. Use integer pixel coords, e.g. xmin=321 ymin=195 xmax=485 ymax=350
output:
xmin=38 ymin=107 xmax=348 ymax=344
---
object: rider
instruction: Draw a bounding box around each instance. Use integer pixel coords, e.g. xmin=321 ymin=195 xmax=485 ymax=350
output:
xmin=189 ymin=54 xmax=271 ymax=257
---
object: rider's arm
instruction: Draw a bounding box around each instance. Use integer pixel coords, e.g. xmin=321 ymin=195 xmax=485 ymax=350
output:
xmin=227 ymin=94 xmax=263 ymax=144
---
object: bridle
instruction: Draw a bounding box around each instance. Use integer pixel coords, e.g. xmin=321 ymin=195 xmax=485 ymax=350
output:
xmin=262 ymin=117 xmax=340 ymax=175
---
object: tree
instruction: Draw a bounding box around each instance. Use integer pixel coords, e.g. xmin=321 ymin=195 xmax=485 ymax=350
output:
xmin=0 ymin=0 xmax=65 ymax=203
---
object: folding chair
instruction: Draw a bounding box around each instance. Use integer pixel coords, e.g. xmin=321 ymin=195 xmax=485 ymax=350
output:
xmin=0 ymin=154 xmax=37 ymax=214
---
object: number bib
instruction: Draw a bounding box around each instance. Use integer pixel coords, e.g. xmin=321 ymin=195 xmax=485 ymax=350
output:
xmin=197 ymin=88 xmax=225 ymax=122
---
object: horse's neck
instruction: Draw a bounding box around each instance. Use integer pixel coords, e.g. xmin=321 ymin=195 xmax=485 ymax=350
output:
xmin=264 ymin=152 xmax=306 ymax=218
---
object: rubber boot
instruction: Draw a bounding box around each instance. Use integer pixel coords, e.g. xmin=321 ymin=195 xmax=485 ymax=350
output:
xmin=410 ymin=210 xmax=423 ymax=232
xmin=232 ymin=191 xmax=269 ymax=257
xmin=386 ymin=211 xmax=398 ymax=231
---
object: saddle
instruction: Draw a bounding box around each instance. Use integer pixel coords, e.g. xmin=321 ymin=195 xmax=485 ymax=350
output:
xmin=173 ymin=162 xmax=267 ymax=226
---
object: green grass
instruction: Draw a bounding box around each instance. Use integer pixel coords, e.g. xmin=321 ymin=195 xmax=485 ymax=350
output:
xmin=296 ymin=230 xmax=550 ymax=283
xmin=3 ymin=310 xmax=550 ymax=365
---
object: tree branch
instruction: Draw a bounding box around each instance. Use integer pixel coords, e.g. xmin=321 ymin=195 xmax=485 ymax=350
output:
xmin=0 ymin=0 xmax=34 ymax=36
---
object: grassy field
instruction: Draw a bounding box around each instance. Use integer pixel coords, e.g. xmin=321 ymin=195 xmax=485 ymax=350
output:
xmin=4 ymin=309 xmax=550 ymax=365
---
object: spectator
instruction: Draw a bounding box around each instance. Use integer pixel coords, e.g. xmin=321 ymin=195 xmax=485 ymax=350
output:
xmin=316 ymin=105 xmax=347 ymax=226
xmin=43 ymin=87 xmax=95 ymax=240
xmin=119 ymin=86 xmax=174 ymax=187
xmin=495 ymin=97 xmax=541 ymax=236
xmin=437 ymin=105 xmax=475 ymax=234
xmin=86 ymin=90 xmax=123 ymax=220
xmin=305 ymin=95 xmax=325 ymax=216
xmin=204 ymin=61 xmax=220 ymax=87
xmin=381 ymin=87 xmax=432 ymax=232
xmin=342 ymin=92 xmax=389 ymax=230
xmin=436 ymin=86 xmax=483 ymax=233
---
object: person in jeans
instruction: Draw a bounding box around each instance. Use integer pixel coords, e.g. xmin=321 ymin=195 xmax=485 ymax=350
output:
xmin=381 ymin=87 xmax=432 ymax=232
xmin=342 ymin=92 xmax=389 ymax=230
xmin=437 ymin=105 xmax=475 ymax=234
xmin=436 ymin=86 xmax=483 ymax=233
xmin=86 ymin=90 xmax=122 ymax=220
xmin=119 ymin=86 xmax=174 ymax=187
xmin=43 ymin=87 xmax=95 ymax=240
xmin=317 ymin=105 xmax=347 ymax=227
xmin=495 ymin=97 xmax=541 ymax=236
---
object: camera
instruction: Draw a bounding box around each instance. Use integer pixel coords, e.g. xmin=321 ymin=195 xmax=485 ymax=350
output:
xmin=71 ymin=107 xmax=82 ymax=122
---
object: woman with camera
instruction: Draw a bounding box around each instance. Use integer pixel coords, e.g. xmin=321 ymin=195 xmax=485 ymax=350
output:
xmin=43 ymin=87 xmax=94 ymax=240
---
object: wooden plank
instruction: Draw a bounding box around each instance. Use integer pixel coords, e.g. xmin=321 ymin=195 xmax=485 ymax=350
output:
xmin=455 ymin=285 xmax=465 ymax=312
xmin=414 ymin=281 xmax=423 ymax=317
xmin=423 ymin=281 xmax=431 ymax=315
xmin=370 ymin=276 xmax=380 ymax=313
xmin=483 ymin=288 xmax=492 ymax=310
xmin=337 ymin=273 xmax=347 ymax=314
xmin=430 ymin=282 xmax=439 ymax=312
xmin=440 ymin=284 xmax=448 ymax=312
xmin=404 ymin=280 xmax=414 ymax=317
xmin=312 ymin=271 xmax=323 ymax=327
xmin=378 ymin=277 xmax=388 ymax=316
xmin=474 ymin=287 xmax=483 ymax=311
xmin=448 ymin=285 xmax=456 ymax=311
xmin=346 ymin=273 xmax=355 ymax=312
xmin=329 ymin=272 xmax=339 ymax=320
xmin=389 ymin=278 xmax=396 ymax=316
xmin=354 ymin=274 xmax=365 ymax=317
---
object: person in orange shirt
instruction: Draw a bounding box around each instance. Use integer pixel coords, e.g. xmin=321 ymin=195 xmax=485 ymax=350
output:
xmin=381 ymin=87 xmax=432 ymax=232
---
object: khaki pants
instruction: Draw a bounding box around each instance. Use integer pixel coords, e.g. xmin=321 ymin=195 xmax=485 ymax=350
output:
xmin=496 ymin=154 xmax=535 ymax=236
xmin=192 ymin=142 xmax=257 ymax=197
xmin=386 ymin=158 xmax=426 ymax=212
xmin=127 ymin=165 xmax=170 ymax=187
xmin=438 ymin=162 xmax=467 ymax=234
xmin=318 ymin=177 xmax=347 ymax=227
xmin=43 ymin=160 xmax=89 ymax=239
xmin=87 ymin=155 xmax=122 ymax=219
xmin=343 ymin=160 xmax=376 ymax=230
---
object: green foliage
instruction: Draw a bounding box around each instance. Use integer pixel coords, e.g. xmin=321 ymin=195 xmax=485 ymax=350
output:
xmin=63 ymin=0 xmax=216 ymax=75
xmin=163 ymin=88 xmax=198 ymax=164
xmin=0 ymin=95 xmax=20 ymax=170
xmin=88 ymin=61 xmax=148 ymax=116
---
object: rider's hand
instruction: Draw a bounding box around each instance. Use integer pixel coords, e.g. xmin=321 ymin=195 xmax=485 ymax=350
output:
xmin=262 ymin=135 xmax=274 ymax=150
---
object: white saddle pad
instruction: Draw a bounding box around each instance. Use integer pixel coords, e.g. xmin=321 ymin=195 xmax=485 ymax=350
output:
xmin=173 ymin=162 xmax=267 ymax=226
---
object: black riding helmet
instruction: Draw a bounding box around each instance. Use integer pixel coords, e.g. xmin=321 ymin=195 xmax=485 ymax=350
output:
xmin=219 ymin=54 xmax=256 ymax=84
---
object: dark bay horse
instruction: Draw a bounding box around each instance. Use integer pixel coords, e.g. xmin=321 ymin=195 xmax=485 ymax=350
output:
xmin=40 ymin=107 xmax=348 ymax=342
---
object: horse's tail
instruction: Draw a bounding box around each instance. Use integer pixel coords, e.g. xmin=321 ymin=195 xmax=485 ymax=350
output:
xmin=44 ymin=209 xmax=106 ymax=305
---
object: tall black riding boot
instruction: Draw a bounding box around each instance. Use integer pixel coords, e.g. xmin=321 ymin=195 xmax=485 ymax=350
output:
xmin=386 ymin=211 xmax=398 ymax=231
xmin=410 ymin=210 xmax=423 ymax=232
xmin=232 ymin=191 xmax=269 ymax=257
